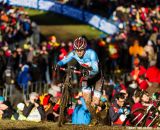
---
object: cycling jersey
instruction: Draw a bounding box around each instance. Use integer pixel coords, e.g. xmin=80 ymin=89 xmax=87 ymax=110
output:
xmin=57 ymin=49 xmax=99 ymax=76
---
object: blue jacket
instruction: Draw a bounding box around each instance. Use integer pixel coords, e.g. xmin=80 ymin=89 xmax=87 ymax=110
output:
xmin=17 ymin=65 xmax=32 ymax=89
xmin=72 ymin=97 xmax=91 ymax=125
xmin=57 ymin=49 xmax=99 ymax=76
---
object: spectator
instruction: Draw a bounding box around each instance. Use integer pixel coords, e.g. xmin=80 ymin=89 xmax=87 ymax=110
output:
xmin=23 ymin=92 xmax=45 ymax=122
xmin=109 ymin=93 xmax=130 ymax=126
xmin=0 ymin=96 xmax=13 ymax=119
xmin=11 ymin=103 xmax=26 ymax=120
xmin=2 ymin=65 xmax=15 ymax=101
xmin=17 ymin=64 xmax=32 ymax=91
xmin=131 ymin=90 xmax=144 ymax=126
xmin=0 ymin=49 xmax=6 ymax=94
xmin=72 ymin=95 xmax=91 ymax=125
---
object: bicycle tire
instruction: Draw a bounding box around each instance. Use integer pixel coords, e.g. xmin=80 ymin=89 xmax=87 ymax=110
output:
xmin=58 ymin=83 xmax=69 ymax=127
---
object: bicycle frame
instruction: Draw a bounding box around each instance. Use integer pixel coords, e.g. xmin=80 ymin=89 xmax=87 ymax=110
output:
xmin=58 ymin=66 xmax=81 ymax=127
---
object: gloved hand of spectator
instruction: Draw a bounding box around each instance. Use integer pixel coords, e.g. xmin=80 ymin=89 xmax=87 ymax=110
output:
xmin=118 ymin=108 xmax=124 ymax=114
xmin=54 ymin=64 xmax=60 ymax=71
xmin=28 ymin=81 xmax=32 ymax=86
xmin=11 ymin=80 xmax=14 ymax=84
xmin=124 ymin=108 xmax=130 ymax=115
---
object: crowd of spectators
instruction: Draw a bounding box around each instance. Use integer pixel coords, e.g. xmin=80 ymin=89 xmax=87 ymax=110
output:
xmin=66 ymin=0 xmax=159 ymax=18
xmin=0 ymin=0 xmax=160 ymax=128
xmin=0 ymin=2 xmax=35 ymax=48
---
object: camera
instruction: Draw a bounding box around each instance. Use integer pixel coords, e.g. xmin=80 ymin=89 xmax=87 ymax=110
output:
xmin=34 ymin=99 xmax=40 ymax=104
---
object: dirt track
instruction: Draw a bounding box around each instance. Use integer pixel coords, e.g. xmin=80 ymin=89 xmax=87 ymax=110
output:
xmin=0 ymin=120 xmax=129 ymax=130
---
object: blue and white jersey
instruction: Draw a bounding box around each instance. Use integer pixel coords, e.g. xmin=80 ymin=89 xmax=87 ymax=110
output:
xmin=57 ymin=49 xmax=99 ymax=76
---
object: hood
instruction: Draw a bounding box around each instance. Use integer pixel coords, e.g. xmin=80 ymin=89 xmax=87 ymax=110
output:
xmin=22 ymin=65 xmax=29 ymax=72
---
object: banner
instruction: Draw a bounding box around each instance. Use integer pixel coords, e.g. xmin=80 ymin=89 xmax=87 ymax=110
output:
xmin=99 ymin=18 xmax=119 ymax=35
xmin=62 ymin=5 xmax=83 ymax=20
xmin=49 ymin=3 xmax=62 ymax=13
xmin=0 ymin=0 xmax=7 ymax=3
xmin=84 ymin=12 xmax=101 ymax=28
xmin=38 ymin=0 xmax=55 ymax=11
xmin=9 ymin=0 xmax=38 ymax=9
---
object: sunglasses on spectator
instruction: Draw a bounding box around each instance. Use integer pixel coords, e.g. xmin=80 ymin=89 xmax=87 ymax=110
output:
xmin=118 ymin=100 xmax=125 ymax=103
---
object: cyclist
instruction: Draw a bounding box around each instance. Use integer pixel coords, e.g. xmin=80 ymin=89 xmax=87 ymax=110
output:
xmin=56 ymin=37 xmax=101 ymax=125
xmin=57 ymin=37 xmax=99 ymax=77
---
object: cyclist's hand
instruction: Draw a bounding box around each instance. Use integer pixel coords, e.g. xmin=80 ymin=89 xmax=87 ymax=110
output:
xmin=82 ymin=69 xmax=89 ymax=77
xmin=81 ymin=63 xmax=89 ymax=68
xmin=81 ymin=64 xmax=92 ymax=71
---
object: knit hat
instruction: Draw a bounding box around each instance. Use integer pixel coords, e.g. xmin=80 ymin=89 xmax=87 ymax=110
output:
xmin=17 ymin=103 xmax=25 ymax=111
xmin=0 ymin=96 xmax=4 ymax=102
xmin=133 ymin=57 xmax=140 ymax=66
xmin=100 ymin=96 xmax=107 ymax=102
xmin=29 ymin=92 xmax=39 ymax=100
xmin=5 ymin=50 xmax=11 ymax=57
xmin=147 ymin=40 xmax=153 ymax=46
xmin=21 ymin=64 xmax=29 ymax=71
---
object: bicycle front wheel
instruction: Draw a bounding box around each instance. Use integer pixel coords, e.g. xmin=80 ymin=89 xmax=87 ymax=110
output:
xmin=58 ymin=84 xmax=69 ymax=127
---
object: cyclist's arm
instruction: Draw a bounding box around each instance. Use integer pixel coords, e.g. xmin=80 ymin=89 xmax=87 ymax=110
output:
xmin=57 ymin=52 xmax=74 ymax=66
xmin=90 ymin=51 xmax=99 ymax=76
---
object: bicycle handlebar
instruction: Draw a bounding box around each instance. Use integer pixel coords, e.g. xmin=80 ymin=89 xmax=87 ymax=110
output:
xmin=60 ymin=67 xmax=81 ymax=75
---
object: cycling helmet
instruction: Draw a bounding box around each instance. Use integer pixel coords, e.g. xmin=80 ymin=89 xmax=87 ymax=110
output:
xmin=73 ymin=37 xmax=87 ymax=50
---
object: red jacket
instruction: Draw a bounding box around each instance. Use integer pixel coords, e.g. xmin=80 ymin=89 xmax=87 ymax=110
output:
xmin=137 ymin=79 xmax=149 ymax=90
xmin=146 ymin=66 xmax=160 ymax=83
xmin=130 ymin=66 xmax=146 ymax=80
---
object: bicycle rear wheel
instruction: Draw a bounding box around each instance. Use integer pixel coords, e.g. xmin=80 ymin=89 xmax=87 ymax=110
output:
xmin=58 ymin=84 xmax=69 ymax=127
xmin=122 ymin=108 xmax=145 ymax=126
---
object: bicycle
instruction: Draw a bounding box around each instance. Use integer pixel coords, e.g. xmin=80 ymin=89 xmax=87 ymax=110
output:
xmin=123 ymin=104 xmax=156 ymax=127
xmin=57 ymin=66 xmax=81 ymax=127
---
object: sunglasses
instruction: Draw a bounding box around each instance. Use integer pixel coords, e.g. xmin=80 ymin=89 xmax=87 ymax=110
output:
xmin=75 ymin=49 xmax=84 ymax=52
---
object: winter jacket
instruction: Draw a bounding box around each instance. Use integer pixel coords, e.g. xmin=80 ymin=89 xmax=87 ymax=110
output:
xmin=23 ymin=102 xmax=45 ymax=122
xmin=17 ymin=65 xmax=31 ymax=89
xmin=2 ymin=66 xmax=15 ymax=85
xmin=57 ymin=49 xmax=99 ymax=76
xmin=72 ymin=97 xmax=91 ymax=125
xmin=109 ymin=101 xmax=130 ymax=126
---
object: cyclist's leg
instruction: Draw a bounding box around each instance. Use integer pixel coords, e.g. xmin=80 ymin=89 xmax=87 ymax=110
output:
xmin=87 ymin=74 xmax=103 ymax=125
xmin=81 ymin=85 xmax=99 ymax=125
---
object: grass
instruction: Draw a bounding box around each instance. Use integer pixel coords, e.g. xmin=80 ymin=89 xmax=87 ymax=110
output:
xmin=24 ymin=8 xmax=103 ymax=42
